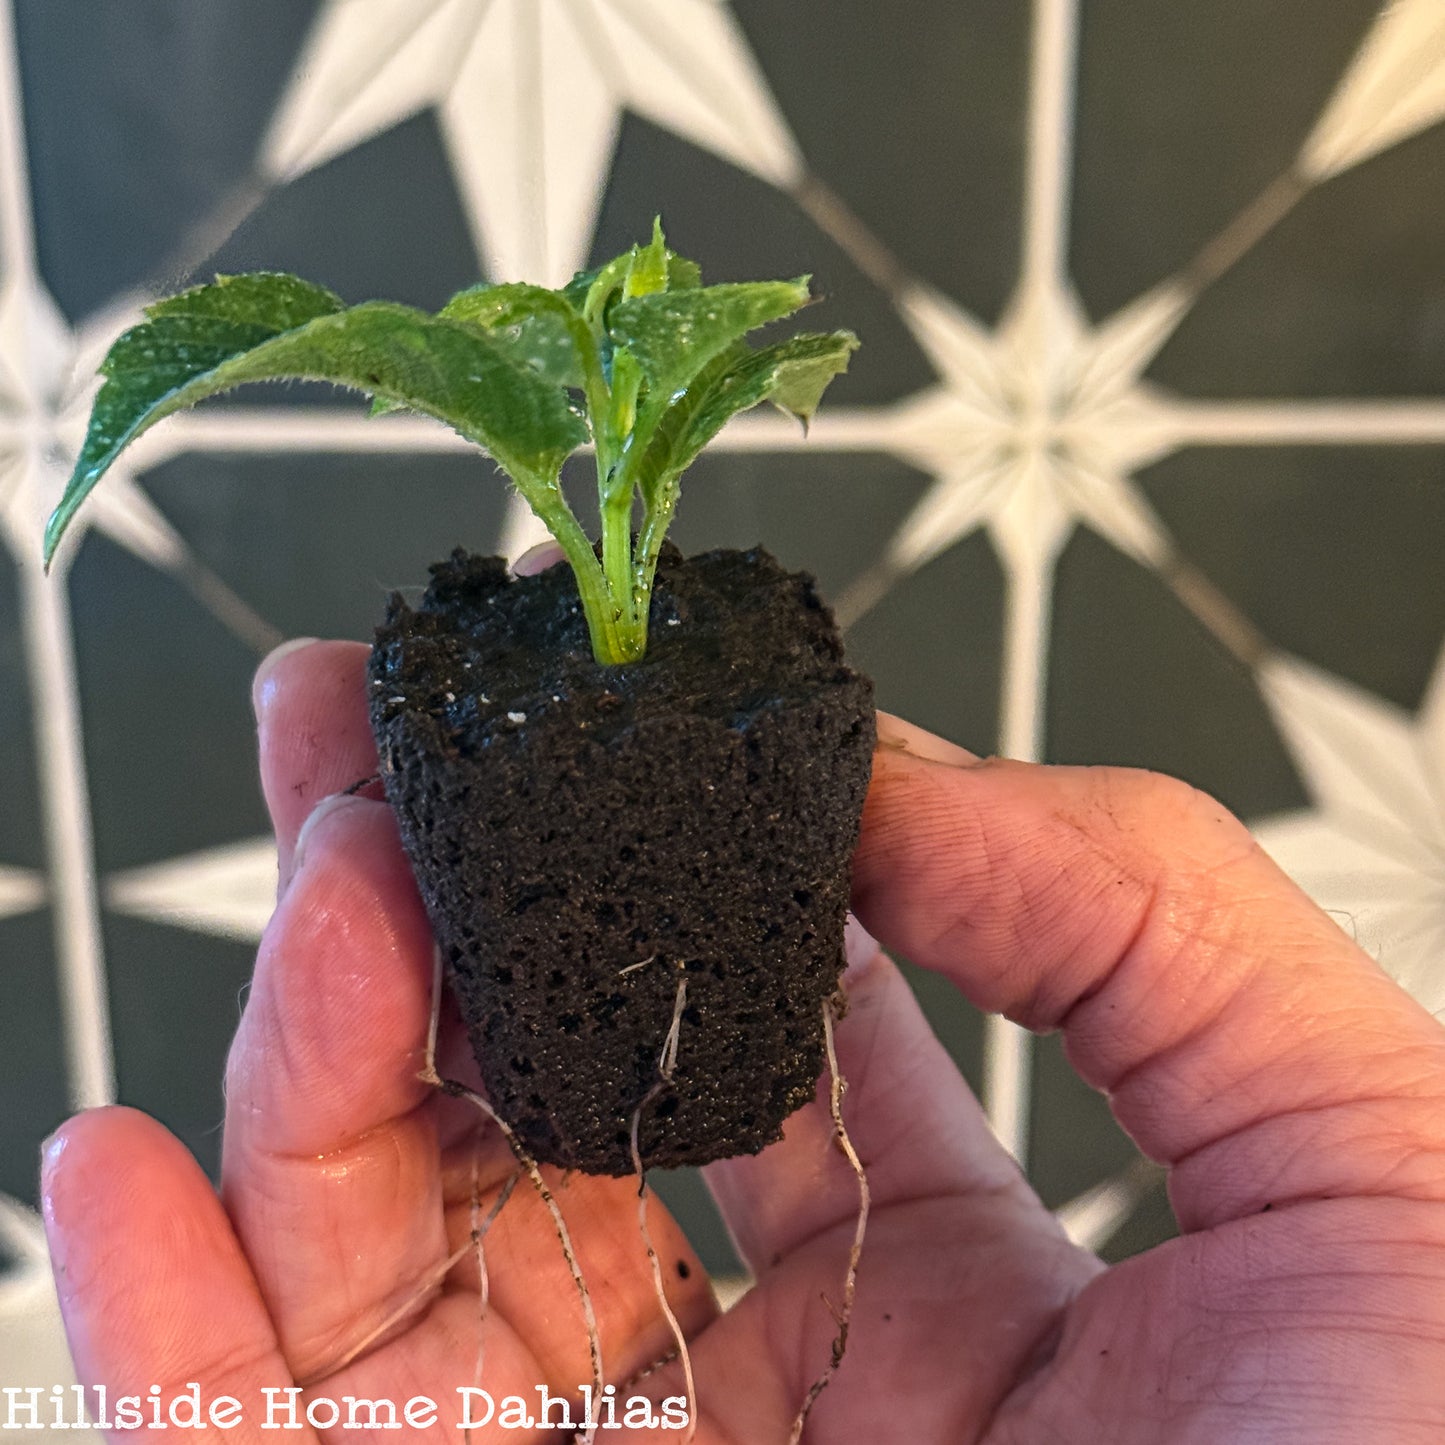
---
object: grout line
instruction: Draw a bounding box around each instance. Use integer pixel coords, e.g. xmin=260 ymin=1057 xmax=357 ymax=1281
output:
xmin=1178 ymin=168 xmax=1308 ymax=295
xmin=0 ymin=0 xmax=34 ymax=286
xmin=138 ymin=404 xmax=908 ymax=462
xmin=1161 ymin=398 xmax=1445 ymax=445
xmin=1054 ymin=1157 xmax=1165 ymax=1251
xmin=0 ymin=0 xmax=114 ymax=1110
xmin=517 ymin=0 xmax=548 ymax=281
xmin=18 ymin=550 xmax=115 ymax=1109
xmin=979 ymin=0 xmax=1079 ymax=1165
xmin=983 ymin=1014 xmax=1032 ymax=1167
xmin=984 ymin=524 xmax=1063 ymax=1164
xmin=1019 ymin=0 xmax=1080 ymax=300
xmin=790 ymin=173 xmax=910 ymax=298
xmin=991 ymin=534 xmax=1059 ymax=1163
xmin=132 ymin=408 xmax=483 ymax=463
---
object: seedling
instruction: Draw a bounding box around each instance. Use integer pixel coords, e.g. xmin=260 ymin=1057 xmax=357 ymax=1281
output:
xmin=43 ymin=220 xmax=857 ymax=664
xmin=44 ymin=222 xmax=873 ymax=1438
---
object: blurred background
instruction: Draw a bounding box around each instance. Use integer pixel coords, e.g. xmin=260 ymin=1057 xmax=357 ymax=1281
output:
xmin=2 ymin=0 xmax=1443 ymax=1416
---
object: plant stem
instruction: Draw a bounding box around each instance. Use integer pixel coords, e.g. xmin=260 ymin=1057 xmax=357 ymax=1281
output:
xmin=600 ymin=493 xmax=639 ymax=656
xmin=517 ymin=477 xmax=636 ymax=665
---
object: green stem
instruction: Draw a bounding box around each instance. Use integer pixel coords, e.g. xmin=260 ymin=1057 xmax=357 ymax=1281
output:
xmin=631 ymin=471 xmax=681 ymax=636
xmin=516 ymin=477 xmax=636 ymax=665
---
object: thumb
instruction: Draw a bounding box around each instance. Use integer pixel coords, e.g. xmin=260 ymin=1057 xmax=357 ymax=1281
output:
xmin=852 ymin=713 xmax=1445 ymax=1232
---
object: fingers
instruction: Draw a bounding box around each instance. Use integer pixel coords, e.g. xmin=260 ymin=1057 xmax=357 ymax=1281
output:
xmin=222 ymin=793 xmax=457 ymax=1383
xmin=253 ymin=639 xmax=376 ymax=892
xmin=854 ymin=713 xmax=1445 ymax=1231
xmin=511 ymin=539 xmax=567 ymax=576
xmin=41 ymin=1107 xmax=320 ymax=1443
xmin=244 ymin=640 xmax=717 ymax=1390
xmin=462 ymin=1168 xmax=718 ymax=1392
xmin=701 ymin=946 xmax=1096 ymax=1438
xmin=706 ymin=929 xmax=1060 ymax=1270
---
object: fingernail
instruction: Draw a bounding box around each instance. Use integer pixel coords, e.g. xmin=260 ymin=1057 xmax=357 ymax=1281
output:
xmin=39 ymin=1128 xmax=67 ymax=1182
xmin=39 ymin=1129 xmax=69 ymax=1244
xmin=252 ymin=637 xmax=319 ymax=719
xmin=511 ymin=540 xmax=567 ymax=577
xmin=875 ymin=711 xmax=981 ymax=768
xmin=842 ymin=912 xmax=881 ymax=984
xmin=292 ymin=792 xmax=364 ymax=876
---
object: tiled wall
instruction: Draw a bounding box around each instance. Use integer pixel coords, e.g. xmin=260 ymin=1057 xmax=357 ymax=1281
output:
xmin=2 ymin=0 xmax=1443 ymax=1416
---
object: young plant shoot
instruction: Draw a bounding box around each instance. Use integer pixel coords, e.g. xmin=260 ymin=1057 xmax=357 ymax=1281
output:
xmin=43 ymin=221 xmax=857 ymax=664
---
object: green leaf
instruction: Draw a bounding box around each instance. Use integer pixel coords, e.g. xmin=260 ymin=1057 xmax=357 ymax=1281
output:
xmin=439 ymin=281 xmax=591 ymax=390
xmin=635 ymin=330 xmax=858 ymax=508
xmin=608 ymin=278 xmax=813 ymax=423
xmin=623 ymin=217 xmax=669 ymax=299
xmin=561 ymin=266 xmax=601 ymax=311
xmin=759 ymin=329 xmax=861 ymax=429
xmin=45 ymin=279 xmax=587 ymax=564
xmin=144 ymin=271 xmax=345 ymax=329
xmin=666 ymin=253 xmax=703 ymax=291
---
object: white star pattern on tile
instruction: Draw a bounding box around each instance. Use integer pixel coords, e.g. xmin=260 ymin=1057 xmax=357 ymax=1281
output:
xmin=0 ymin=865 xmax=43 ymax=921
xmin=0 ymin=1194 xmax=97 ymax=1439
xmin=104 ymin=838 xmax=279 ymax=944
xmin=263 ymin=0 xmax=801 ymax=287
xmin=1255 ymin=646 xmax=1445 ymax=1016
xmin=1302 ymin=0 xmax=1445 ymax=180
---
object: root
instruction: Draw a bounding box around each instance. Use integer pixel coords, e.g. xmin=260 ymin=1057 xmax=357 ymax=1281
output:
xmin=627 ymin=976 xmax=697 ymax=1444
xmin=422 ymin=942 xmax=446 ymax=1087
xmin=420 ymin=944 xmax=606 ymax=1439
xmin=787 ymin=999 xmax=869 ymax=1445
xmin=342 ymin=772 xmax=382 ymax=797
xmin=463 ymin=1163 xmax=521 ymax=1445
xmin=296 ymin=1161 xmax=518 ymax=1390
xmin=296 ymin=1240 xmax=473 ymax=1388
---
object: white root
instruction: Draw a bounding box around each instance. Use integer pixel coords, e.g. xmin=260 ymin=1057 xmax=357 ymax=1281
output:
xmin=420 ymin=945 xmax=607 ymax=1441
xmin=296 ymin=1161 xmax=518 ymax=1390
xmin=787 ymin=998 xmax=870 ymax=1445
xmin=296 ymin=1238 xmax=474 ymax=1388
xmin=463 ymin=1164 xmax=521 ymax=1445
xmin=627 ymin=975 xmax=697 ymax=1444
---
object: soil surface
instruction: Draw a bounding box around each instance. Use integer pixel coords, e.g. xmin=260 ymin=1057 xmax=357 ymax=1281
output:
xmin=369 ymin=544 xmax=874 ymax=1172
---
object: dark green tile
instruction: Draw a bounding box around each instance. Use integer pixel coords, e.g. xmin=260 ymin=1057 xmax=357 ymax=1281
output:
xmin=846 ymin=530 xmax=1004 ymax=757
xmin=70 ymin=534 xmax=267 ymax=872
xmin=102 ymin=913 xmax=256 ymax=1184
xmin=1140 ymin=446 xmax=1445 ymax=710
xmin=734 ymin=0 xmax=1028 ymax=327
xmin=0 ymin=912 xmax=68 ymax=1208
xmin=209 ymin=110 xmax=482 ymax=309
xmin=593 ymin=113 xmax=935 ymax=407
xmin=19 ymin=0 xmax=321 ymax=320
xmin=1071 ymin=0 xmax=1378 ymax=320
xmin=1098 ymin=1178 xmax=1179 ymax=1264
xmin=143 ymin=449 xmax=513 ymax=644
xmin=1048 ymin=529 xmax=1306 ymax=822
xmin=649 ymin=1168 xmax=741 ymax=1279
xmin=1028 ymin=1033 xmax=1139 ymax=1213
xmin=1151 ymin=123 xmax=1445 ymax=398
xmin=665 ymin=449 xmax=932 ymax=603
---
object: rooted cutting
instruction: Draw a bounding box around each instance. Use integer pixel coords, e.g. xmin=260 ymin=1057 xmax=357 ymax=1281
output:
xmin=372 ymin=543 xmax=874 ymax=1172
xmin=43 ymin=222 xmax=873 ymax=1173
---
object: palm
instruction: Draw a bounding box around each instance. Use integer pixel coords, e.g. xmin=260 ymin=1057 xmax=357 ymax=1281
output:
xmin=43 ymin=644 xmax=1445 ymax=1444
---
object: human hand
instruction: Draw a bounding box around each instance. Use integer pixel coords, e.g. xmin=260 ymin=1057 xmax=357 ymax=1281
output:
xmin=40 ymin=647 xmax=1445 ymax=1443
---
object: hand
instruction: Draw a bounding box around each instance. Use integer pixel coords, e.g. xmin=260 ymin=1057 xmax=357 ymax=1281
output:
xmin=41 ymin=646 xmax=1445 ymax=1443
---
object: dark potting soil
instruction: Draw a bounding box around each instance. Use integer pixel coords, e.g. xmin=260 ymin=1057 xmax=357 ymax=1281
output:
xmin=369 ymin=543 xmax=875 ymax=1173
